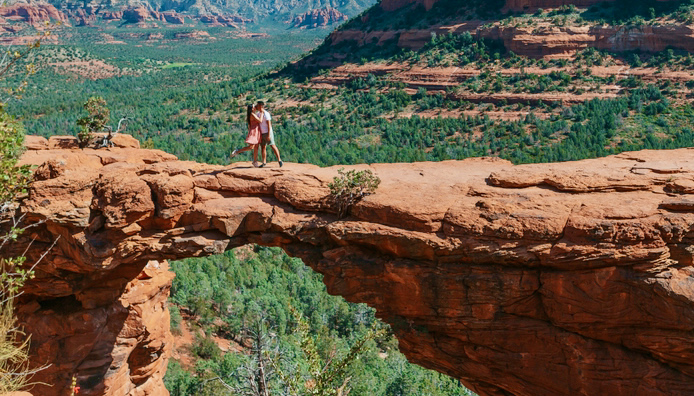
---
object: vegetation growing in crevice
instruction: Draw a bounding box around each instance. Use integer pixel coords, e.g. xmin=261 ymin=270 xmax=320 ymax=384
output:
xmin=329 ymin=168 xmax=381 ymax=218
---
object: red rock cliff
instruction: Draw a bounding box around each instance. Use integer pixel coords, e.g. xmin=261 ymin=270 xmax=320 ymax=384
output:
xmin=380 ymin=0 xmax=675 ymax=12
xmin=4 ymin=136 xmax=694 ymax=396
xmin=326 ymin=0 xmax=691 ymax=59
xmin=328 ymin=21 xmax=694 ymax=58
xmin=0 ymin=2 xmax=68 ymax=25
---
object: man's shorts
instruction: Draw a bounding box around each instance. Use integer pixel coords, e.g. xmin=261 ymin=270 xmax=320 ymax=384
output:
xmin=261 ymin=131 xmax=276 ymax=146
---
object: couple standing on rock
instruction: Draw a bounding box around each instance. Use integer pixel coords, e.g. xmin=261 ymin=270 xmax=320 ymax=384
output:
xmin=231 ymin=101 xmax=283 ymax=168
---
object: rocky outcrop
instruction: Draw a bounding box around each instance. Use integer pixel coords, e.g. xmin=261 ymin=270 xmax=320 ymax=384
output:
xmin=162 ymin=12 xmax=184 ymax=24
xmin=484 ymin=23 xmax=694 ymax=58
xmin=100 ymin=7 xmax=244 ymax=26
xmin=380 ymin=0 xmax=675 ymax=12
xmin=73 ymin=8 xmax=97 ymax=26
xmin=41 ymin=0 xmax=373 ymax=19
xmin=291 ymin=7 xmax=348 ymax=29
xmin=324 ymin=0 xmax=693 ymax=60
xmin=5 ymin=137 xmax=694 ymax=396
xmin=0 ymin=3 xmax=68 ymax=25
xmin=69 ymin=6 xmax=187 ymax=25
xmin=328 ymin=20 xmax=694 ymax=59
xmin=122 ymin=6 xmax=150 ymax=23
xmin=173 ymin=30 xmax=213 ymax=40
xmin=100 ymin=11 xmax=123 ymax=20
xmin=199 ymin=14 xmax=249 ymax=26
xmin=0 ymin=1 xmax=246 ymax=27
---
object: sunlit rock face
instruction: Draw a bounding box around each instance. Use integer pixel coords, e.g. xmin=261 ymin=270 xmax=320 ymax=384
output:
xmin=4 ymin=135 xmax=694 ymax=396
xmin=0 ymin=2 xmax=69 ymax=25
xmin=292 ymin=7 xmax=348 ymax=29
xmin=380 ymin=0 xmax=677 ymax=12
xmin=329 ymin=0 xmax=692 ymax=60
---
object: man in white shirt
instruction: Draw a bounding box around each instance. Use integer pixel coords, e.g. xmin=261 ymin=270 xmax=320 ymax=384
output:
xmin=256 ymin=101 xmax=283 ymax=168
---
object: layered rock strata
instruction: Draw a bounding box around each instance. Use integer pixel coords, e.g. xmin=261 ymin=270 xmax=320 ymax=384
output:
xmin=328 ymin=22 xmax=694 ymax=59
xmin=322 ymin=0 xmax=691 ymax=60
xmin=4 ymin=136 xmax=694 ymax=396
xmin=0 ymin=3 xmax=68 ymax=25
xmin=380 ymin=0 xmax=674 ymax=12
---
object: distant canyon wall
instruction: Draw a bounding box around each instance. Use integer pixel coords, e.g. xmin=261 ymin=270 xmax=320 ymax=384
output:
xmin=328 ymin=20 xmax=694 ymax=58
xmin=381 ymin=0 xmax=676 ymax=12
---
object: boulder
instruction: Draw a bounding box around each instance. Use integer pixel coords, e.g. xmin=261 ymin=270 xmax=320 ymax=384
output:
xmin=24 ymin=135 xmax=48 ymax=150
xmin=90 ymin=133 xmax=141 ymax=149
xmin=47 ymin=135 xmax=79 ymax=150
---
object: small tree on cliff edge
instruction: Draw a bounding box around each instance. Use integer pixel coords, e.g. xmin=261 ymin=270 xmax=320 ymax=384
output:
xmin=328 ymin=168 xmax=381 ymax=219
xmin=76 ymin=96 xmax=110 ymax=148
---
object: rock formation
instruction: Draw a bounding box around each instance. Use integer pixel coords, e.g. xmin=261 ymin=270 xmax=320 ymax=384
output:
xmin=328 ymin=20 xmax=694 ymax=59
xmin=0 ymin=2 xmax=68 ymax=25
xmin=122 ymin=6 xmax=151 ymax=23
xmin=101 ymin=11 xmax=123 ymax=20
xmin=73 ymin=8 xmax=97 ymax=26
xmin=3 ymin=135 xmax=694 ymax=396
xmin=380 ymin=0 xmax=674 ymax=12
xmin=162 ymin=12 xmax=184 ymax=24
xmin=291 ymin=7 xmax=348 ymax=29
xmin=199 ymin=14 xmax=249 ymax=26
xmin=321 ymin=0 xmax=692 ymax=61
xmin=485 ymin=23 xmax=694 ymax=58
xmin=309 ymin=62 xmax=694 ymax=105
xmin=173 ymin=30 xmax=213 ymax=40
xmin=40 ymin=0 xmax=374 ymax=20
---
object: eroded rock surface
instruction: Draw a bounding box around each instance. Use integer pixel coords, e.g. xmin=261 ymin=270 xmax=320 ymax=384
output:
xmin=291 ymin=7 xmax=348 ymax=29
xmin=4 ymin=137 xmax=694 ymax=396
xmin=328 ymin=20 xmax=694 ymax=59
xmin=0 ymin=3 xmax=68 ymax=25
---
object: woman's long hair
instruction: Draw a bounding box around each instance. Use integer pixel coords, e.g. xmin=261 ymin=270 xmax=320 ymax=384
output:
xmin=246 ymin=105 xmax=253 ymax=127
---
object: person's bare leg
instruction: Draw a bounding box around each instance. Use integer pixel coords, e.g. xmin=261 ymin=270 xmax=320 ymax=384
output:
xmin=271 ymin=145 xmax=282 ymax=162
xmin=236 ymin=145 xmax=253 ymax=154
xmin=253 ymin=145 xmax=258 ymax=162
xmin=261 ymin=143 xmax=268 ymax=165
xmin=231 ymin=145 xmax=253 ymax=162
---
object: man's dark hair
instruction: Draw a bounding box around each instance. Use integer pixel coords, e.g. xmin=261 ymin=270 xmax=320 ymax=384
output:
xmin=257 ymin=101 xmax=265 ymax=106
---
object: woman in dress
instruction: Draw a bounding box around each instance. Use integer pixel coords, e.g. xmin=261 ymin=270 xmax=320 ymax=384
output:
xmin=230 ymin=105 xmax=261 ymax=167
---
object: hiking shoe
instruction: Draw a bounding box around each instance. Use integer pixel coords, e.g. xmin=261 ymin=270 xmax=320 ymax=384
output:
xmin=231 ymin=149 xmax=239 ymax=158
xmin=252 ymin=161 xmax=259 ymax=168
xmin=259 ymin=163 xmax=266 ymax=168
xmin=279 ymin=160 xmax=283 ymax=168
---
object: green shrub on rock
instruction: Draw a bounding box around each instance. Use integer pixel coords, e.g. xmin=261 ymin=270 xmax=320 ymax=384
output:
xmin=328 ymin=168 xmax=381 ymax=219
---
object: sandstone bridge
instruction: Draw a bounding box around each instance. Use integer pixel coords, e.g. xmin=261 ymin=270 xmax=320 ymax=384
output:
xmin=4 ymin=135 xmax=694 ymax=396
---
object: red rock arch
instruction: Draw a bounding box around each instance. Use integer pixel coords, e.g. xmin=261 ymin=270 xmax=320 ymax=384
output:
xmin=5 ymin=140 xmax=694 ymax=396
